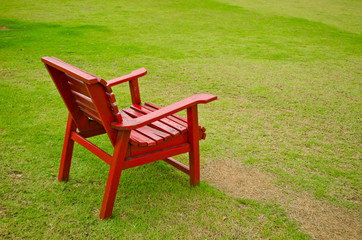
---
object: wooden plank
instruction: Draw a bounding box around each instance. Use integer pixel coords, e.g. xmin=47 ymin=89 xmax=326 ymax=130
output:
xmin=66 ymin=73 xmax=86 ymax=86
xmin=58 ymin=114 xmax=76 ymax=181
xmin=187 ymin=105 xmax=200 ymax=186
xmin=145 ymin=102 xmax=206 ymax=132
xmin=163 ymin=157 xmax=190 ymax=175
xmin=123 ymin=144 xmax=190 ymax=170
xmin=43 ymin=64 xmax=89 ymax=131
xmin=138 ymin=126 xmax=171 ymax=140
xmin=106 ymin=92 xmax=116 ymax=103
xmin=112 ymin=94 xmax=217 ymax=130
xmin=129 ymin=79 xmax=141 ymax=105
xmin=71 ymin=90 xmax=95 ymax=108
xmin=71 ymin=131 xmax=112 ymax=165
xmin=122 ymin=108 xmax=180 ymax=137
xmin=78 ymin=106 xmax=102 ymax=123
xmin=85 ymin=84 xmax=119 ymax=146
xmin=76 ymin=100 xmax=100 ymax=118
xmin=106 ymin=68 xmax=147 ymax=87
xmin=143 ymin=104 xmax=188 ymax=128
xmin=77 ymin=127 xmax=106 ymax=138
xmin=110 ymin=103 xmax=119 ymax=114
xmin=129 ymin=130 xmax=155 ymax=147
xmin=100 ymin=131 xmax=130 ymax=219
xmin=41 ymin=57 xmax=98 ymax=84
xmin=135 ymin=126 xmax=164 ymax=144
xmin=130 ymin=105 xmax=188 ymax=133
xmin=69 ymin=81 xmax=90 ymax=97
xmin=67 ymin=77 xmax=91 ymax=97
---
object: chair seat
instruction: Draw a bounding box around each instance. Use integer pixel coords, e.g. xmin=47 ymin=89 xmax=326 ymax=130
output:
xmin=120 ymin=102 xmax=206 ymax=148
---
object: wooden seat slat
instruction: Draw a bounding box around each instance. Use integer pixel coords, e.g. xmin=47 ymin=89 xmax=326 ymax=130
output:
xmin=122 ymin=108 xmax=181 ymax=137
xmin=135 ymin=126 xmax=164 ymax=144
xmin=145 ymin=102 xmax=206 ymax=132
xmin=121 ymin=109 xmax=171 ymax=143
xmin=130 ymin=105 xmax=188 ymax=134
xmin=117 ymin=111 xmax=162 ymax=146
xmin=142 ymin=104 xmax=188 ymax=128
xmin=130 ymin=130 xmax=156 ymax=147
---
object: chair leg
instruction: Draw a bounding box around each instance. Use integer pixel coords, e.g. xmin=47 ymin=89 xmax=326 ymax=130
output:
xmin=100 ymin=131 xmax=130 ymax=219
xmin=58 ymin=114 xmax=76 ymax=181
xmin=187 ymin=105 xmax=200 ymax=186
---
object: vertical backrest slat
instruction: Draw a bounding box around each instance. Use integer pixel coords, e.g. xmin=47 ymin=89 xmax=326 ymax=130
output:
xmin=42 ymin=57 xmax=122 ymax=146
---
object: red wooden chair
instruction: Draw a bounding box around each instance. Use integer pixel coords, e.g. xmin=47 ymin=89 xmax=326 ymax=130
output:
xmin=41 ymin=56 xmax=217 ymax=219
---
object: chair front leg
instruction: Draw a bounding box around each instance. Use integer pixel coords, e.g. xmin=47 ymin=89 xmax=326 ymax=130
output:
xmin=58 ymin=113 xmax=76 ymax=181
xmin=187 ymin=105 xmax=200 ymax=186
xmin=100 ymin=131 xmax=130 ymax=219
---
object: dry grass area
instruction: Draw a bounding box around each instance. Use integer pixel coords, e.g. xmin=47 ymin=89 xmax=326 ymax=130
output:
xmin=203 ymin=159 xmax=362 ymax=240
xmin=0 ymin=26 xmax=11 ymax=30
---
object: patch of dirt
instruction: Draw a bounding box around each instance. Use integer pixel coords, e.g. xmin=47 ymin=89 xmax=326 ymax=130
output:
xmin=0 ymin=26 xmax=11 ymax=30
xmin=202 ymin=159 xmax=361 ymax=240
xmin=9 ymin=171 xmax=23 ymax=182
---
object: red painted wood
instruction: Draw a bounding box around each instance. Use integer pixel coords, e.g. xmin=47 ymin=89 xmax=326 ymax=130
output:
xmin=143 ymin=104 xmax=187 ymax=127
xmin=134 ymin=105 xmax=188 ymax=133
xmin=122 ymin=108 xmax=181 ymax=137
xmin=129 ymin=130 xmax=155 ymax=147
xmin=130 ymin=130 xmax=188 ymax=156
xmin=106 ymin=92 xmax=116 ymax=103
xmin=71 ymin=132 xmax=112 ymax=165
xmin=42 ymin=57 xmax=98 ymax=84
xmin=58 ymin=114 xmax=76 ymax=181
xmin=113 ymin=94 xmax=217 ymax=130
xmin=142 ymin=103 xmax=205 ymax=138
xmin=86 ymin=84 xmax=119 ymax=146
xmin=42 ymin=57 xmax=217 ymax=219
xmin=71 ymin=91 xmax=96 ymax=109
xmin=138 ymin=126 xmax=171 ymax=141
xmin=43 ymin=64 xmax=90 ymax=131
xmin=100 ymin=131 xmax=130 ymax=219
xmin=67 ymin=77 xmax=91 ymax=97
xmin=76 ymin=101 xmax=101 ymax=121
xmin=145 ymin=102 xmax=206 ymax=132
xmin=130 ymin=105 xmax=187 ymax=133
xmin=187 ymin=105 xmax=200 ymax=186
xmin=106 ymin=68 xmax=147 ymax=87
xmin=129 ymin=79 xmax=141 ymax=105
xmin=77 ymin=126 xmax=106 ymax=138
xmin=163 ymin=157 xmax=190 ymax=175
xmin=118 ymin=111 xmax=159 ymax=147
xmin=123 ymin=144 xmax=190 ymax=170
xmin=135 ymin=126 xmax=164 ymax=144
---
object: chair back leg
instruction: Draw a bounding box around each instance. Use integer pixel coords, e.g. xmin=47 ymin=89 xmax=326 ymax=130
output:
xmin=100 ymin=131 xmax=130 ymax=219
xmin=58 ymin=114 xmax=76 ymax=181
xmin=187 ymin=105 xmax=200 ymax=186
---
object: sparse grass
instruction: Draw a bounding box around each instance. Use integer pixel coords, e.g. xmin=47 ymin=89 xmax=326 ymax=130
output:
xmin=0 ymin=0 xmax=361 ymax=239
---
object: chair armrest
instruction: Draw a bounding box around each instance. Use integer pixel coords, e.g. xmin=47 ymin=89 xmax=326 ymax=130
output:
xmin=111 ymin=94 xmax=217 ymax=130
xmin=107 ymin=68 xmax=147 ymax=87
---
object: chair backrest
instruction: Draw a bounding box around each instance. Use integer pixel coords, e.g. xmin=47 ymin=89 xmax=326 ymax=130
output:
xmin=42 ymin=56 xmax=122 ymax=145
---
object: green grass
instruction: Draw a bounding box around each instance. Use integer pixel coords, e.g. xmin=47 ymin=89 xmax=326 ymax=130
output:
xmin=1 ymin=0 xmax=361 ymax=238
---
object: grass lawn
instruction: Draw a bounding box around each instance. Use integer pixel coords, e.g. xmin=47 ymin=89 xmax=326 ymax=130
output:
xmin=0 ymin=0 xmax=361 ymax=239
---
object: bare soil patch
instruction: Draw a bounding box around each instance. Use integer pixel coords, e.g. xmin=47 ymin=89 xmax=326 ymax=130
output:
xmin=203 ymin=159 xmax=361 ymax=240
xmin=0 ymin=26 xmax=11 ymax=30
